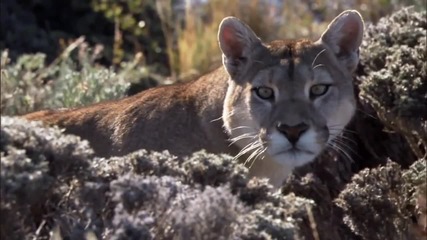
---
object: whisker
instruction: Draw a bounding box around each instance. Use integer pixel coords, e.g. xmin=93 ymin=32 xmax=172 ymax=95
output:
xmin=334 ymin=134 xmax=358 ymax=145
xmin=253 ymin=60 xmax=266 ymax=65
xmin=312 ymin=64 xmax=325 ymax=70
xmin=336 ymin=142 xmax=359 ymax=159
xmin=229 ymin=126 xmax=253 ymax=131
xmin=328 ymin=128 xmax=359 ymax=146
xmin=235 ymin=141 xmax=261 ymax=160
xmin=210 ymin=108 xmax=246 ymax=123
xmin=356 ymin=108 xmax=377 ymax=119
xmin=230 ymin=133 xmax=255 ymax=140
xmin=311 ymin=48 xmax=326 ymax=68
xmin=229 ymin=133 xmax=257 ymax=146
xmin=210 ymin=115 xmax=223 ymax=123
xmin=329 ymin=138 xmax=360 ymax=160
xmin=340 ymin=129 xmax=358 ymax=134
xmin=327 ymin=141 xmax=353 ymax=163
xmin=328 ymin=126 xmax=358 ymax=134
xmin=234 ymin=141 xmax=256 ymax=159
xmin=248 ymin=146 xmax=267 ymax=169
xmin=329 ymin=129 xmax=354 ymax=139
xmin=245 ymin=146 xmax=261 ymax=166
xmin=329 ymin=127 xmax=356 ymax=132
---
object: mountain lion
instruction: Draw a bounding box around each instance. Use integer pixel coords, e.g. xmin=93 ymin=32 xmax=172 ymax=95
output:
xmin=23 ymin=10 xmax=364 ymax=188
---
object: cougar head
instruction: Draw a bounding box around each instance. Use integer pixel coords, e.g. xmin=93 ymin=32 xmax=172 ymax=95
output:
xmin=218 ymin=10 xmax=364 ymax=169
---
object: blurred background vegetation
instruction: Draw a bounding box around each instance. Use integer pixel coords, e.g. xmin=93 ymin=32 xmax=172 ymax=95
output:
xmin=1 ymin=0 xmax=425 ymax=115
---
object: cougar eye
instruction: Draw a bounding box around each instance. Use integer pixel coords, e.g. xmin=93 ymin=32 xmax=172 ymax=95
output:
xmin=253 ymin=86 xmax=274 ymax=100
xmin=310 ymin=84 xmax=330 ymax=98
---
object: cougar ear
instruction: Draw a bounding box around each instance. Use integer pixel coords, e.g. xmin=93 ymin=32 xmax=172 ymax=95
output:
xmin=319 ymin=10 xmax=364 ymax=72
xmin=218 ymin=17 xmax=262 ymax=77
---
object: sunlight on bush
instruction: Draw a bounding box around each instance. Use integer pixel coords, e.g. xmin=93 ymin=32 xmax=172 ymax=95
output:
xmin=1 ymin=38 xmax=150 ymax=116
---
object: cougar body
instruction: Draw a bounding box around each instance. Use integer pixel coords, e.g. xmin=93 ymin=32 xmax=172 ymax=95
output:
xmin=23 ymin=10 xmax=364 ymax=187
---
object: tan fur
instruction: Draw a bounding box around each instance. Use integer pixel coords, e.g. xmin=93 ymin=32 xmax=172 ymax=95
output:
xmin=22 ymin=10 xmax=364 ymax=188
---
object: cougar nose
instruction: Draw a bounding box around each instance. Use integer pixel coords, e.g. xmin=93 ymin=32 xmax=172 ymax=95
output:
xmin=276 ymin=122 xmax=309 ymax=145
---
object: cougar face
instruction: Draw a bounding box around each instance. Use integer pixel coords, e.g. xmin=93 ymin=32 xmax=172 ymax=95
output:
xmin=219 ymin=10 xmax=364 ymax=169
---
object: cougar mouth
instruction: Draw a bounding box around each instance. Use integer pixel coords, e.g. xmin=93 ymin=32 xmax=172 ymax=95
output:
xmin=264 ymin=130 xmax=323 ymax=167
xmin=272 ymin=146 xmax=316 ymax=158
xmin=271 ymin=149 xmax=317 ymax=167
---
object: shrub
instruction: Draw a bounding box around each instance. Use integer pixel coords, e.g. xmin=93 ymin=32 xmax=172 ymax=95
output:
xmin=1 ymin=40 xmax=151 ymax=116
xmin=357 ymin=8 xmax=427 ymax=159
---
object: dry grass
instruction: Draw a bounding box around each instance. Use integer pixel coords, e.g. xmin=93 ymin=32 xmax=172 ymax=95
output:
xmin=156 ymin=0 xmax=425 ymax=79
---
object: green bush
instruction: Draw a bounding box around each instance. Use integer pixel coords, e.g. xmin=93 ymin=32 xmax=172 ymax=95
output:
xmin=1 ymin=40 xmax=151 ymax=116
